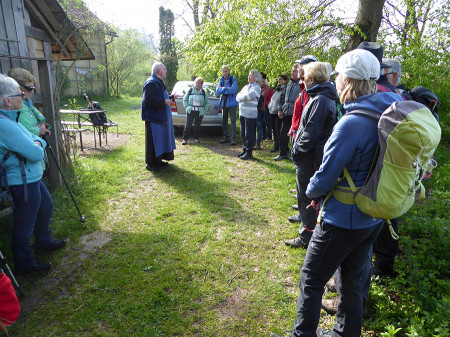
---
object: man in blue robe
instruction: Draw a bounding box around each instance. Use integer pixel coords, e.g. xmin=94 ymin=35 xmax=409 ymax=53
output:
xmin=141 ymin=62 xmax=176 ymax=171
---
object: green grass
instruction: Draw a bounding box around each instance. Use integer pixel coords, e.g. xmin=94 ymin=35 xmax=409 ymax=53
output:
xmin=1 ymin=96 xmax=449 ymax=337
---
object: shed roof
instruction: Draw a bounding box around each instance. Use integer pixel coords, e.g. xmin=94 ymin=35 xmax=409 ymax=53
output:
xmin=25 ymin=0 xmax=94 ymax=60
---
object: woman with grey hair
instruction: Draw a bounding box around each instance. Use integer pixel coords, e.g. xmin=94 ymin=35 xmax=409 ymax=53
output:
xmin=235 ymin=69 xmax=261 ymax=160
xmin=0 ymin=74 xmax=65 ymax=274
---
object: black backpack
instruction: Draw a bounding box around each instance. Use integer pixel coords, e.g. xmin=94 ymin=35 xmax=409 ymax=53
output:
xmin=188 ymin=88 xmax=206 ymax=99
xmin=88 ymin=101 xmax=109 ymax=126
xmin=257 ymin=94 xmax=265 ymax=111
xmin=401 ymin=86 xmax=440 ymax=121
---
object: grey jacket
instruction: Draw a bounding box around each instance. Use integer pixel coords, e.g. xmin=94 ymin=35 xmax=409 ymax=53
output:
xmin=281 ymin=79 xmax=301 ymax=117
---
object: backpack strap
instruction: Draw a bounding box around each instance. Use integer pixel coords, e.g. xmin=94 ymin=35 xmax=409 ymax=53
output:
xmin=345 ymin=109 xmax=380 ymax=121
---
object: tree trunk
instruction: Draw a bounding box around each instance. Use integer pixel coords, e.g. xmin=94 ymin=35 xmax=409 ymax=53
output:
xmin=345 ymin=0 xmax=386 ymax=51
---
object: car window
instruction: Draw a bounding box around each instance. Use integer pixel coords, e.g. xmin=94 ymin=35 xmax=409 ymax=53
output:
xmin=172 ymin=82 xmax=219 ymax=98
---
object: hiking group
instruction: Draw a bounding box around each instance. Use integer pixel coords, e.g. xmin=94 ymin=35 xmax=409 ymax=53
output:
xmin=141 ymin=42 xmax=441 ymax=337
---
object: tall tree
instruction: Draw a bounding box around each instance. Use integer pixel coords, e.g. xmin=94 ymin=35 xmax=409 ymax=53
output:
xmin=107 ymin=28 xmax=153 ymax=97
xmin=159 ymin=7 xmax=178 ymax=91
xmin=345 ymin=0 xmax=386 ymax=51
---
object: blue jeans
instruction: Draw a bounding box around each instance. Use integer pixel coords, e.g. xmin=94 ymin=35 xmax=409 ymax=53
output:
xmin=256 ymin=109 xmax=265 ymax=143
xmin=239 ymin=116 xmax=256 ymax=151
xmin=222 ymin=106 xmax=237 ymax=142
xmin=10 ymin=181 xmax=54 ymax=269
xmin=264 ymin=107 xmax=272 ymax=140
xmin=291 ymin=220 xmax=383 ymax=337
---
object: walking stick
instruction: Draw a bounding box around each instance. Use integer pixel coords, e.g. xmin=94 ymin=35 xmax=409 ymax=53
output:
xmin=0 ymin=250 xmax=23 ymax=296
xmin=43 ymin=136 xmax=85 ymax=222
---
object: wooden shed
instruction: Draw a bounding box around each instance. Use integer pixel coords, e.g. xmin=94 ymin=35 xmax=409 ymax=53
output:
xmin=0 ymin=0 xmax=94 ymax=188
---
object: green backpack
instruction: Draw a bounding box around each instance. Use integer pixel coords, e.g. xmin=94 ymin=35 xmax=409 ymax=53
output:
xmin=326 ymin=101 xmax=441 ymax=233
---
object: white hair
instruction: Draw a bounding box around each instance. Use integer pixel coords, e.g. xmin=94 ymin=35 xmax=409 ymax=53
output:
xmin=0 ymin=74 xmax=20 ymax=108
xmin=382 ymin=58 xmax=402 ymax=85
xmin=249 ymin=69 xmax=261 ymax=83
xmin=152 ymin=62 xmax=164 ymax=75
xmin=222 ymin=65 xmax=229 ymax=70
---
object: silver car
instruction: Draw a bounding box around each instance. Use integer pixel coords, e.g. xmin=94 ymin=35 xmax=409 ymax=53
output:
xmin=170 ymin=81 xmax=222 ymax=127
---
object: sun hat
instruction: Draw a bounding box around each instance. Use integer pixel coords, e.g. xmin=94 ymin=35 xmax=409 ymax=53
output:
xmin=331 ymin=49 xmax=380 ymax=81
xmin=357 ymin=42 xmax=391 ymax=68
xmin=295 ymin=55 xmax=319 ymax=64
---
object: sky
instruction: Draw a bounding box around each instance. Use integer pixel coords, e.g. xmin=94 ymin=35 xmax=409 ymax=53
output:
xmin=83 ymin=0 xmax=359 ymax=43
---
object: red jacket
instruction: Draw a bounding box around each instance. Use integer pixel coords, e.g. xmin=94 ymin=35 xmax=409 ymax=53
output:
xmin=0 ymin=273 xmax=20 ymax=329
xmin=292 ymin=83 xmax=310 ymax=131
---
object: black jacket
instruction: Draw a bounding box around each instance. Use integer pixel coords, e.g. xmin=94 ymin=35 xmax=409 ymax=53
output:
xmin=292 ymin=81 xmax=338 ymax=168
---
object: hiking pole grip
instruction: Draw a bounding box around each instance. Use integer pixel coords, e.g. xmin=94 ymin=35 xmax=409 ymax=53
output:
xmin=42 ymin=136 xmax=85 ymax=222
xmin=0 ymin=250 xmax=23 ymax=296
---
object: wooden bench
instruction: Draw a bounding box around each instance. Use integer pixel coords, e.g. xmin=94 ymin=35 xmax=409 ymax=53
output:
xmin=61 ymin=128 xmax=89 ymax=151
xmin=61 ymin=121 xmax=119 ymax=148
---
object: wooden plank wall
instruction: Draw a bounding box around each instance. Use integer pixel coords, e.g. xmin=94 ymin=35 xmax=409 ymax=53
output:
xmin=0 ymin=0 xmax=30 ymax=74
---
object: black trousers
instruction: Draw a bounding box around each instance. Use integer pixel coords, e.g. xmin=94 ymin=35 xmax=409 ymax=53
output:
xmin=239 ymin=116 xmax=256 ymax=151
xmin=183 ymin=111 xmax=203 ymax=140
xmin=271 ymin=114 xmax=281 ymax=151
xmin=279 ymin=115 xmax=292 ymax=156
xmin=145 ymin=121 xmax=174 ymax=165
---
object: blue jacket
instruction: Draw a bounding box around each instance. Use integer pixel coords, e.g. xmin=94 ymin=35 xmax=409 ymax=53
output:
xmin=0 ymin=109 xmax=46 ymax=186
xmin=306 ymin=92 xmax=402 ymax=229
xmin=216 ymin=76 xmax=238 ymax=108
xmin=141 ymin=75 xmax=168 ymax=123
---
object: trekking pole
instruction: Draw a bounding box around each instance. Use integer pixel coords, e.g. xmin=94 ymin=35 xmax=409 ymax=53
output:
xmin=0 ymin=250 xmax=23 ymax=296
xmin=43 ymin=136 xmax=85 ymax=222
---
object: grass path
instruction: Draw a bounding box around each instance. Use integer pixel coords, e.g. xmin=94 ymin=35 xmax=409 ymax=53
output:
xmin=6 ymin=97 xmax=448 ymax=337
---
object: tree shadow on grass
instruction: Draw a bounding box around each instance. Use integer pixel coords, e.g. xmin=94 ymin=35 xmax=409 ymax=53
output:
xmin=152 ymin=164 xmax=267 ymax=227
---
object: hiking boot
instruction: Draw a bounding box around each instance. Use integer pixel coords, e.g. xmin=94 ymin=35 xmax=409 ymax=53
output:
xmin=321 ymin=297 xmax=339 ymax=315
xmin=231 ymin=140 xmax=236 ymax=145
xmin=274 ymin=155 xmax=289 ymax=161
xmin=16 ymin=261 xmax=52 ymax=274
xmin=270 ymin=148 xmax=278 ymax=153
xmin=146 ymin=165 xmax=160 ymax=172
xmin=237 ymin=150 xmax=246 ymax=157
xmin=316 ymin=328 xmax=332 ymax=337
xmin=288 ymin=214 xmax=302 ymax=223
xmin=240 ymin=150 xmax=253 ymax=160
xmin=35 ymin=240 xmax=66 ymax=254
xmin=220 ymin=139 xmax=229 ymax=143
xmin=326 ymin=277 xmax=337 ymax=293
xmin=254 ymin=142 xmax=262 ymax=149
xmin=285 ymin=237 xmax=307 ymax=248
xmin=372 ymin=266 xmax=397 ymax=277
xmin=292 ymin=204 xmax=298 ymax=211
xmin=181 ymin=139 xmax=188 ymax=145
xmin=193 ymin=139 xmax=200 ymax=143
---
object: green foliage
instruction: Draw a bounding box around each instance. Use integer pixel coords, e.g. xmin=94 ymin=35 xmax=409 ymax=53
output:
xmin=159 ymin=7 xmax=179 ymax=91
xmin=182 ymin=0 xmax=347 ymax=86
xmin=107 ymin=27 xmax=154 ymax=97
xmin=380 ymin=0 xmax=450 ymax=113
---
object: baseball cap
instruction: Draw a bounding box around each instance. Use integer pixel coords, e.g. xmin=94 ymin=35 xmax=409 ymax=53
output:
xmin=331 ymin=49 xmax=380 ymax=81
xmin=295 ymin=55 xmax=319 ymax=64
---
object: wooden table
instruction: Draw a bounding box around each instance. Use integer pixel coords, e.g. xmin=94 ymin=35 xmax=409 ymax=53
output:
xmin=60 ymin=109 xmax=116 ymax=148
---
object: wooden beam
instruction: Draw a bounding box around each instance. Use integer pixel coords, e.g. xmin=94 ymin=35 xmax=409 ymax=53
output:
xmin=12 ymin=0 xmax=31 ymax=69
xmin=25 ymin=25 xmax=52 ymax=42
xmin=24 ymin=0 xmax=72 ymax=58
xmin=27 ymin=0 xmax=77 ymax=55
xmin=38 ymin=40 xmax=61 ymax=188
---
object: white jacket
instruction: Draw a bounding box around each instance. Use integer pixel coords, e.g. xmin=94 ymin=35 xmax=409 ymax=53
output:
xmin=236 ymin=82 xmax=261 ymax=119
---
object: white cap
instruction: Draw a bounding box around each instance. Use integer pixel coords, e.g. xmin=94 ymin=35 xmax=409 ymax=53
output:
xmin=333 ymin=49 xmax=380 ymax=81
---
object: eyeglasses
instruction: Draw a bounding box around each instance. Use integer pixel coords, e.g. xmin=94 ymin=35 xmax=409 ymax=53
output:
xmin=8 ymin=92 xmax=25 ymax=99
xmin=21 ymin=84 xmax=36 ymax=92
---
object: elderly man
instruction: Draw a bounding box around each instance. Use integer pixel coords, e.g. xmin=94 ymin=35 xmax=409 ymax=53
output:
xmin=216 ymin=65 xmax=239 ymax=145
xmin=141 ymin=62 xmax=176 ymax=171
xmin=383 ymin=58 xmax=402 ymax=92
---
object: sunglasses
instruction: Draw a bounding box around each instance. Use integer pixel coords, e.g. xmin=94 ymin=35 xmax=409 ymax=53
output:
xmin=21 ymin=84 xmax=36 ymax=92
xmin=8 ymin=92 xmax=25 ymax=99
